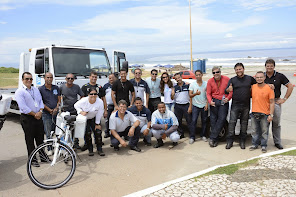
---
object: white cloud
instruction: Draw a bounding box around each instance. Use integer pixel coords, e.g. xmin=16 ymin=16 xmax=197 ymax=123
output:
xmin=238 ymin=0 xmax=296 ymax=11
xmin=0 ymin=21 xmax=7 ymax=24
xmin=225 ymin=33 xmax=233 ymax=38
xmin=0 ymin=5 xmax=14 ymax=10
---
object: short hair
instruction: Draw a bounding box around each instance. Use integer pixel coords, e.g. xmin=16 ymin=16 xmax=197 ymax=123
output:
xmin=118 ymin=99 xmax=128 ymax=106
xmin=234 ymin=63 xmax=244 ymax=69
xmin=135 ymin=97 xmax=142 ymax=102
xmin=66 ymin=73 xmax=74 ymax=78
xmin=212 ymin=66 xmax=220 ymax=72
xmin=195 ymin=70 xmax=203 ymax=74
xmin=174 ymin=72 xmax=181 ymax=77
xmin=134 ymin=68 xmax=142 ymax=74
xmin=151 ymin=69 xmax=158 ymax=74
xmin=22 ymin=72 xmax=32 ymax=79
xmin=157 ymin=102 xmax=165 ymax=107
xmin=120 ymin=68 xmax=127 ymax=73
xmin=88 ymin=87 xmax=98 ymax=95
xmin=90 ymin=70 xmax=98 ymax=76
xmin=256 ymin=71 xmax=264 ymax=75
xmin=265 ymin=59 xmax=275 ymax=67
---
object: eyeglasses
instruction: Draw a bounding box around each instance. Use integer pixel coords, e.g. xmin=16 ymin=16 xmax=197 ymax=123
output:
xmin=135 ymin=72 xmax=141 ymax=74
xmin=24 ymin=78 xmax=33 ymax=81
xmin=212 ymin=71 xmax=221 ymax=74
xmin=152 ymin=73 xmax=158 ymax=76
xmin=89 ymin=93 xmax=97 ymax=96
xmin=67 ymin=77 xmax=74 ymax=80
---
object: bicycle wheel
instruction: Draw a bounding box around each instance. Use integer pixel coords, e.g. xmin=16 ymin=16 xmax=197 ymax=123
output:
xmin=27 ymin=142 xmax=76 ymax=189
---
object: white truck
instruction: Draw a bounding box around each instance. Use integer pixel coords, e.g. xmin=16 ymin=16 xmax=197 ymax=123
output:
xmin=1 ymin=45 xmax=128 ymax=114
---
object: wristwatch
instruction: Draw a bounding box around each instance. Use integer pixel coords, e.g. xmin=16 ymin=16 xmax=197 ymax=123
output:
xmin=270 ymin=114 xmax=274 ymax=118
xmin=39 ymin=109 xmax=43 ymax=113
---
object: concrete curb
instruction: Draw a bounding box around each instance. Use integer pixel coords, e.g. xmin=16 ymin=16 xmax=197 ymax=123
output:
xmin=124 ymin=147 xmax=296 ymax=197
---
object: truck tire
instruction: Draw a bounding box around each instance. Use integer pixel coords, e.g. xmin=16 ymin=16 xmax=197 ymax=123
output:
xmin=206 ymin=117 xmax=228 ymax=142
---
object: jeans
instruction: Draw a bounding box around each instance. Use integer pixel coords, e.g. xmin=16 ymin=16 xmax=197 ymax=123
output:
xmin=140 ymin=124 xmax=152 ymax=143
xmin=190 ymin=105 xmax=207 ymax=140
xmin=226 ymin=104 xmax=250 ymax=143
xmin=174 ymin=103 xmax=191 ymax=136
xmin=151 ymin=129 xmax=180 ymax=142
xmin=209 ymin=100 xmax=229 ymax=141
xmin=42 ymin=112 xmax=56 ymax=141
xmin=165 ymin=103 xmax=175 ymax=112
xmin=271 ymin=102 xmax=281 ymax=145
xmin=251 ymin=113 xmax=270 ymax=148
xmin=111 ymin=126 xmax=140 ymax=147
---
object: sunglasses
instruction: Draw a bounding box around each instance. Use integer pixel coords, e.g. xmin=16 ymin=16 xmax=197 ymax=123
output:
xmin=162 ymin=76 xmax=168 ymax=79
xmin=67 ymin=77 xmax=74 ymax=80
xmin=212 ymin=71 xmax=221 ymax=74
xmin=89 ymin=93 xmax=97 ymax=96
xmin=24 ymin=78 xmax=33 ymax=81
xmin=135 ymin=72 xmax=141 ymax=74
xmin=152 ymin=73 xmax=158 ymax=76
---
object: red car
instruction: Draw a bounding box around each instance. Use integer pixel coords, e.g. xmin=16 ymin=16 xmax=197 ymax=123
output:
xmin=174 ymin=70 xmax=196 ymax=79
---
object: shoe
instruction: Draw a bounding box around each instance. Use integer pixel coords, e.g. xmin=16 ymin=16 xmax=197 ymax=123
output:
xmin=130 ymin=146 xmax=141 ymax=152
xmin=189 ymin=138 xmax=195 ymax=144
xmin=104 ymin=131 xmax=111 ymax=138
xmin=180 ymin=134 xmax=185 ymax=139
xmin=73 ymin=143 xmax=81 ymax=150
xmin=249 ymin=146 xmax=257 ymax=151
xmin=102 ymin=142 xmax=105 ymax=145
xmin=213 ymin=141 xmax=218 ymax=147
xmin=88 ymin=151 xmax=94 ymax=156
xmin=154 ymin=139 xmax=164 ymax=148
xmin=240 ymin=141 xmax=246 ymax=149
xmin=110 ymin=144 xmax=114 ymax=147
xmin=143 ymin=138 xmax=152 ymax=146
xmin=209 ymin=139 xmax=214 ymax=147
xmin=275 ymin=144 xmax=283 ymax=149
xmin=97 ymin=148 xmax=105 ymax=156
xmin=124 ymin=136 xmax=129 ymax=141
xmin=114 ymin=146 xmax=119 ymax=151
xmin=31 ymin=161 xmax=40 ymax=167
xmin=261 ymin=147 xmax=267 ymax=153
xmin=81 ymin=144 xmax=88 ymax=152
xmin=202 ymin=137 xmax=207 ymax=142
xmin=47 ymin=150 xmax=53 ymax=156
xmin=172 ymin=142 xmax=178 ymax=146
xmin=225 ymin=142 xmax=233 ymax=149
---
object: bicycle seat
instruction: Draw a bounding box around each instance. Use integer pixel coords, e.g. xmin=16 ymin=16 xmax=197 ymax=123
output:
xmin=64 ymin=115 xmax=76 ymax=123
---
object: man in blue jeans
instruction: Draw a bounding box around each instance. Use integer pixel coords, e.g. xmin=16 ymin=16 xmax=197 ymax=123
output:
xmin=225 ymin=63 xmax=256 ymax=149
xmin=189 ymin=70 xmax=208 ymax=144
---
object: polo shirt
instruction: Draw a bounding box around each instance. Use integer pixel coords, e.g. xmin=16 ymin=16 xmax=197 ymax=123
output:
xmin=127 ymin=105 xmax=151 ymax=128
xmin=39 ymin=85 xmax=60 ymax=109
xmin=103 ymin=82 xmax=114 ymax=105
xmin=174 ymin=81 xmax=190 ymax=104
xmin=60 ymin=84 xmax=84 ymax=113
xmin=109 ymin=110 xmax=138 ymax=132
xmin=112 ymin=79 xmax=134 ymax=106
xmin=189 ymin=81 xmax=207 ymax=108
xmin=81 ymin=83 xmax=106 ymax=98
xmin=264 ymin=70 xmax=290 ymax=98
xmin=252 ymin=84 xmax=274 ymax=115
xmin=130 ymin=78 xmax=150 ymax=102
xmin=146 ymin=77 xmax=161 ymax=98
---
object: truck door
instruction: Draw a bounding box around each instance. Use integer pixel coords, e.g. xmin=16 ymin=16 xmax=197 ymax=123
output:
xmin=34 ymin=48 xmax=49 ymax=87
xmin=113 ymin=51 xmax=128 ymax=78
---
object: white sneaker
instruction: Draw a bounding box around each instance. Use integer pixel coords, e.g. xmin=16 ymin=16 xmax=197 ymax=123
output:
xmin=47 ymin=150 xmax=53 ymax=156
xmin=189 ymin=138 xmax=195 ymax=144
xmin=202 ymin=137 xmax=207 ymax=142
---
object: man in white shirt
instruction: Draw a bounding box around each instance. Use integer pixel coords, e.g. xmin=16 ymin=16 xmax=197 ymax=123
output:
xmin=146 ymin=69 xmax=161 ymax=113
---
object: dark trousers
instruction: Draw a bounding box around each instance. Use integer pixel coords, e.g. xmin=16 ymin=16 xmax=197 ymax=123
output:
xmin=174 ymin=103 xmax=191 ymax=136
xmin=85 ymin=118 xmax=102 ymax=151
xmin=226 ymin=104 xmax=250 ymax=143
xmin=111 ymin=126 xmax=140 ymax=147
xmin=105 ymin=105 xmax=114 ymax=133
xmin=190 ymin=105 xmax=207 ymax=140
xmin=209 ymin=101 xmax=229 ymax=141
xmin=148 ymin=97 xmax=161 ymax=114
xmin=20 ymin=114 xmax=44 ymax=158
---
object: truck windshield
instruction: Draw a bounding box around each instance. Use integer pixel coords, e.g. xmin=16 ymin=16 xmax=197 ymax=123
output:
xmin=52 ymin=47 xmax=111 ymax=77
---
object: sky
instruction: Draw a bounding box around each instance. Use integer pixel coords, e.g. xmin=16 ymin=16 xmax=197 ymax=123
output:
xmin=0 ymin=0 xmax=296 ymax=67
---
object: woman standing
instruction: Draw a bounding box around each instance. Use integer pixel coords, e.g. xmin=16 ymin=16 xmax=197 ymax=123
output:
xmin=74 ymin=87 xmax=105 ymax=156
xmin=160 ymin=72 xmax=175 ymax=111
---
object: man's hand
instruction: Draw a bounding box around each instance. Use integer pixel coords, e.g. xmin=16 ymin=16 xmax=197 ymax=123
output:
xmin=114 ymin=105 xmax=119 ymax=111
xmin=34 ymin=112 xmax=42 ymax=120
xmin=120 ymin=139 xmax=128 ymax=147
xmin=128 ymin=105 xmax=133 ymax=108
xmin=188 ymin=106 xmax=192 ymax=114
xmin=95 ymin=124 xmax=102 ymax=130
xmin=267 ymin=115 xmax=273 ymax=122
xmin=195 ymin=89 xmax=201 ymax=95
xmin=104 ymin=110 xmax=108 ymax=118
xmin=164 ymin=124 xmax=168 ymax=130
xmin=128 ymin=126 xmax=135 ymax=137
xmin=145 ymin=104 xmax=149 ymax=109
xmin=204 ymin=104 xmax=208 ymax=111
xmin=210 ymin=100 xmax=215 ymax=107
xmin=227 ymin=83 xmax=233 ymax=92
xmin=162 ymin=133 xmax=167 ymax=140
xmin=80 ymin=111 xmax=88 ymax=116
xmin=268 ymin=84 xmax=275 ymax=90
xmin=276 ymin=98 xmax=286 ymax=105
xmin=223 ymin=98 xmax=229 ymax=103
xmin=143 ymin=129 xmax=149 ymax=136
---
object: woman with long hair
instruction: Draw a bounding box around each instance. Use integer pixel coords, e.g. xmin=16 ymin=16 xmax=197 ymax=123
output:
xmin=160 ymin=72 xmax=175 ymax=111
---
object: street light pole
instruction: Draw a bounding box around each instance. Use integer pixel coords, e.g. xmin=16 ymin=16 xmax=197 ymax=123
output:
xmin=189 ymin=0 xmax=193 ymax=71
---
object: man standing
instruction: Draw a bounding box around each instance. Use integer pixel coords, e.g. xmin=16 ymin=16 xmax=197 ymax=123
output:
xmin=146 ymin=69 xmax=161 ymax=113
xmin=103 ymin=73 xmax=117 ymax=138
xmin=38 ymin=72 xmax=61 ymax=155
xmin=109 ymin=100 xmax=141 ymax=152
xmin=207 ymin=66 xmax=232 ymax=147
xmin=128 ymin=97 xmax=152 ymax=146
xmin=173 ymin=72 xmax=192 ymax=139
xmin=15 ymin=72 xmax=45 ymax=167
xmin=250 ymin=71 xmax=275 ymax=153
xmin=264 ymin=59 xmax=293 ymax=149
xmin=60 ymin=73 xmax=84 ymax=149
xmin=189 ymin=70 xmax=208 ymax=144
xmin=225 ymin=63 xmax=256 ymax=149
xmin=151 ymin=102 xmax=180 ymax=148
xmin=130 ymin=68 xmax=150 ymax=108
xmin=112 ymin=69 xmax=135 ymax=109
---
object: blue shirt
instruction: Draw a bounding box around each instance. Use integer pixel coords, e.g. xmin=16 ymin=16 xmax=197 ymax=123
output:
xmin=39 ymin=85 xmax=61 ymax=110
xmin=15 ymin=85 xmax=44 ymax=114
xmin=127 ymin=105 xmax=151 ymax=128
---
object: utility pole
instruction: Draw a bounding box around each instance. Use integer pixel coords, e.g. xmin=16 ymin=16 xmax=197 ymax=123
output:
xmin=189 ymin=0 xmax=193 ymax=71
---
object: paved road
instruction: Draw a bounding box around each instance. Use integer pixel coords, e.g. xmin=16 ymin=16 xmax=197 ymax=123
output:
xmin=1 ymin=71 xmax=296 ymax=197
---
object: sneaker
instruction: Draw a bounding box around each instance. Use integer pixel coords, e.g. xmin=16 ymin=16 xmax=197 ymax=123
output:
xmin=143 ymin=138 xmax=152 ymax=146
xmin=172 ymin=142 xmax=178 ymax=146
xmin=88 ymin=151 xmax=94 ymax=156
xmin=114 ymin=146 xmax=120 ymax=151
xmin=249 ymin=146 xmax=257 ymax=151
xmin=97 ymin=148 xmax=105 ymax=156
xmin=31 ymin=161 xmax=40 ymax=167
xmin=180 ymin=134 xmax=185 ymax=139
xmin=73 ymin=143 xmax=81 ymax=150
xmin=202 ymin=137 xmax=207 ymax=142
xmin=81 ymin=144 xmax=88 ymax=152
xmin=261 ymin=147 xmax=267 ymax=153
xmin=189 ymin=138 xmax=195 ymax=144
xmin=275 ymin=144 xmax=283 ymax=149
xmin=47 ymin=150 xmax=53 ymax=156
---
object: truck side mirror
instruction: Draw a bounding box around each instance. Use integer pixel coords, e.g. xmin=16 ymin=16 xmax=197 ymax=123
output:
xmin=122 ymin=61 xmax=128 ymax=72
xmin=35 ymin=54 xmax=44 ymax=74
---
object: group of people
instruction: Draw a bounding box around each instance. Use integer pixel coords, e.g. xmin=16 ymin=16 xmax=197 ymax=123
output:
xmin=15 ymin=58 xmax=293 ymax=166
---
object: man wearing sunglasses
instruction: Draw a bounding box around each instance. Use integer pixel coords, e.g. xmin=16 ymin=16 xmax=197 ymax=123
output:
xmin=146 ymin=69 xmax=161 ymax=113
xmin=206 ymin=67 xmax=232 ymax=147
xmin=15 ymin=72 xmax=45 ymax=167
xmin=130 ymin=68 xmax=150 ymax=108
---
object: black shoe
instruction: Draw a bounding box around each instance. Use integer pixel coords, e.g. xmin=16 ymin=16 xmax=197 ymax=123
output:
xmin=31 ymin=161 xmax=40 ymax=167
xmin=88 ymin=151 xmax=94 ymax=156
xmin=172 ymin=142 xmax=178 ymax=146
xmin=209 ymin=139 xmax=214 ymax=147
xmin=110 ymin=144 xmax=114 ymax=147
xmin=225 ymin=142 xmax=233 ymax=149
xmin=180 ymin=134 xmax=185 ymax=139
xmin=73 ymin=143 xmax=81 ymax=150
xmin=130 ymin=146 xmax=141 ymax=152
xmin=143 ymin=138 xmax=152 ymax=146
xmin=41 ymin=157 xmax=52 ymax=163
xmin=124 ymin=136 xmax=129 ymax=141
xmin=97 ymin=149 xmax=105 ymax=156
xmin=81 ymin=144 xmax=88 ymax=152
xmin=104 ymin=131 xmax=111 ymax=138
xmin=154 ymin=139 xmax=164 ymax=148
xmin=213 ymin=141 xmax=218 ymax=147
xmin=275 ymin=144 xmax=283 ymax=149
xmin=240 ymin=141 xmax=246 ymax=149
xmin=114 ymin=146 xmax=119 ymax=151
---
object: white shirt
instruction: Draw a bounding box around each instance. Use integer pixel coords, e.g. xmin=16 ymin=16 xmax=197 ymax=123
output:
xmin=163 ymin=84 xmax=175 ymax=104
xmin=109 ymin=110 xmax=138 ymax=132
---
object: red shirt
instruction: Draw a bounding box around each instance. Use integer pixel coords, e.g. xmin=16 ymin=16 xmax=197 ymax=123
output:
xmin=206 ymin=75 xmax=232 ymax=103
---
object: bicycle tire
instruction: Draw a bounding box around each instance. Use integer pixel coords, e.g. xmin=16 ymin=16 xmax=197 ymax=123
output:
xmin=27 ymin=142 xmax=76 ymax=189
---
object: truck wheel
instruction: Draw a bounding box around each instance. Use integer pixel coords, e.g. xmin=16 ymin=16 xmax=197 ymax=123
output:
xmin=206 ymin=118 xmax=228 ymax=142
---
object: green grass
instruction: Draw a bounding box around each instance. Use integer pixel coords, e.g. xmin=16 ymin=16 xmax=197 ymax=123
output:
xmin=0 ymin=73 xmax=19 ymax=88
xmin=272 ymin=149 xmax=296 ymax=157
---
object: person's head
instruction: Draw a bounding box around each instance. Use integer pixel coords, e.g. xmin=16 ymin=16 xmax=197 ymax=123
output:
xmin=134 ymin=97 xmax=143 ymax=111
xmin=65 ymin=73 xmax=75 ymax=85
xmin=157 ymin=102 xmax=166 ymax=113
xmin=265 ymin=59 xmax=275 ymax=73
xmin=120 ymin=69 xmax=127 ymax=81
xmin=151 ymin=69 xmax=158 ymax=80
xmin=255 ymin=71 xmax=265 ymax=84
xmin=212 ymin=66 xmax=221 ymax=80
xmin=118 ymin=99 xmax=128 ymax=114
xmin=234 ymin=63 xmax=245 ymax=78
xmin=89 ymin=71 xmax=98 ymax=85
xmin=160 ymin=72 xmax=173 ymax=93
xmin=22 ymin=72 xmax=33 ymax=88
xmin=108 ymin=73 xmax=116 ymax=84
xmin=174 ymin=72 xmax=182 ymax=84
xmin=195 ymin=70 xmax=203 ymax=81
xmin=44 ymin=72 xmax=53 ymax=85
xmin=134 ymin=68 xmax=142 ymax=80
xmin=88 ymin=87 xmax=98 ymax=102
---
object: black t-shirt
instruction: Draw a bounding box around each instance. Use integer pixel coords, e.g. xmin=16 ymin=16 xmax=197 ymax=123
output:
xmin=81 ymin=83 xmax=106 ymax=99
xmin=265 ymin=71 xmax=290 ymax=98
xmin=226 ymin=75 xmax=256 ymax=105
xmin=112 ymin=80 xmax=134 ymax=106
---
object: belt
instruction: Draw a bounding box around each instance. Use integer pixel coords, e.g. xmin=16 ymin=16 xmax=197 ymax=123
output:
xmin=175 ymin=103 xmax=189 ymax=105
xmin=150 ymin=97 xmax=161 ymax=100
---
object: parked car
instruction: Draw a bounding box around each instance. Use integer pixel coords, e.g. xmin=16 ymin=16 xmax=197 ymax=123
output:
xmin=174 ymin=70 xmax=196 ymax=79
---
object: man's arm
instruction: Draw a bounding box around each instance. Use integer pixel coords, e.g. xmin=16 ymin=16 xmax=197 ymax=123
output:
xmin=128 ymin=119 xmax=140 ymax=137
xmin=102 ymin=96 xmax=108 ymax=117
xmin=130 ymin=91 xmax=135 ymax=106
xmin=111 ymin=90 xmax=118 ymax=110
xmin=268 ymin=98 xmax=275 ymax=122
xmin=145 ymin=93 xmax=150 ymax=108
xmin=277 ymin=83 xmax=294 ymax=104
xmin=110 ymin=129 xmax=127 ymax=147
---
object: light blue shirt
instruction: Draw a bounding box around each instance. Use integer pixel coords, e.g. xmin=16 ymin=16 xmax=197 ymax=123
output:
xmin=146 ymin=77 xmax=161 ymax=98
xmin=189 ymin=81 xmax=207 ymax=108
